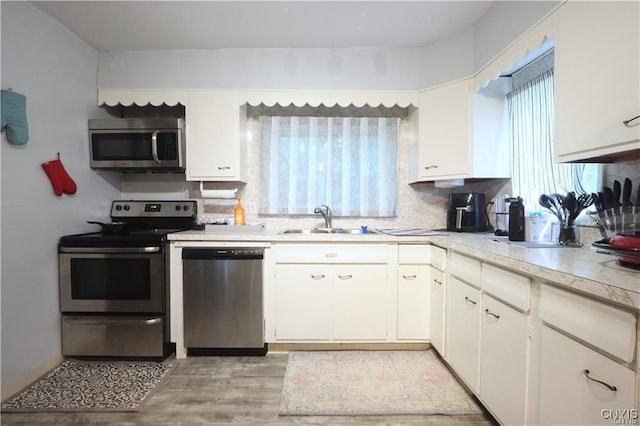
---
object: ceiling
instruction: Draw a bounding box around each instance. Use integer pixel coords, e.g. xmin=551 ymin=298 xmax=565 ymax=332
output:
xmin=31 ymin=1 xmax=494 ymax=51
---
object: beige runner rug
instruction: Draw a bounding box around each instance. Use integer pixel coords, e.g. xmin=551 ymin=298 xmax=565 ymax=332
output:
xmin=279 ymin=350 xmax=484 ymax=416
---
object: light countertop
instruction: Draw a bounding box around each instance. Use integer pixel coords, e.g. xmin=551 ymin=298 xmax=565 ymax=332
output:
xmin=169 ymin=228 xmax=640 ymax=311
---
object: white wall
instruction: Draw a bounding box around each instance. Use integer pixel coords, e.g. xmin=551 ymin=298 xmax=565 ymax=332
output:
xmin=96 ymin=2 xmax=559 ymax=92
xmin=473 ymin=1 xmax=560 ymax=70
xmin=1 ymin=2 xmax=120 ymax=391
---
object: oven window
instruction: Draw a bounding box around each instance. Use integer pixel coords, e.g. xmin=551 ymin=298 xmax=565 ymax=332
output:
xmin=70 ymin=258 xmax=152 ymax=300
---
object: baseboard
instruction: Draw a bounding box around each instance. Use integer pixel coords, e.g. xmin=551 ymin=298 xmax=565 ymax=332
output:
xmin=1 ymin=354 xmax=64 ymax=402
xmin=268 ymin=342 xmax=431 ymax=353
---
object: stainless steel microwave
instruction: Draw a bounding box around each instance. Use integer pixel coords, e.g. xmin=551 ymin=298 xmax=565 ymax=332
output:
xmin=88 ymin=118 xmax=185 ymax=171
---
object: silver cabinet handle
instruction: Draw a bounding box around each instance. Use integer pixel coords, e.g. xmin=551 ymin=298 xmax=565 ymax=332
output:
xmin=464 ymin=296 xmax=477 ymax=305
xmin=433 ymin=278 xmax=443 ymax=285
xmin=424 ymin=165 xmax=439 ymax=170
xmin=59 ymin=246 xmax=161 ymax=253
xmin=485 ymin=309 xmax=500 ymax=319
xmin=310 ymin=274 xmax=325 ymax=280
xmin=583 ymin=369 xmax=617 ymax=391
xmin=338 ymin=274 xmax=353 ymax=280
xmin=622 ymin=115 xmax=640 ymax=126
xmin=402 ymin=274 xmax=417 ymax=280
xmin=151 ymin=130 xmax=161 ymax=164
xmin=217 ymin=166 xmax=231 ymax=170
xmin=65 ymin=317 xmax=161 ymax=326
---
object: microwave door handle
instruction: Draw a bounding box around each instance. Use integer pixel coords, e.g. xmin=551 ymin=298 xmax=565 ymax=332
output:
xmin=151 ymin=130 xmax=161 ymax=164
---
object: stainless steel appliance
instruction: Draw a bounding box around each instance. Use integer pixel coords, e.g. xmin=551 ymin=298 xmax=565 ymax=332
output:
xmin=59 ymin=200 xmax=199 ymax=358
xmin=88 ymin=118 xmax=185 ymax=171
xmin=447 ymin=192 xmax=488 ymax=232
xmin=182 ymin=247 xmax=267 ymax=356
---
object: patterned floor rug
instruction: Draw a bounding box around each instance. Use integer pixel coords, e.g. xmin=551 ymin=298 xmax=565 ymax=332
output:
xmin=279 ymin=350 xmax=484 ymax=416
xmin=1 ymin=359 xmax=175 ymax=412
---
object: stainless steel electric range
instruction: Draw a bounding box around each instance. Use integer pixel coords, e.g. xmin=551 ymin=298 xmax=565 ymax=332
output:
xmin=58 ymin=200 xmax=201 ymax=358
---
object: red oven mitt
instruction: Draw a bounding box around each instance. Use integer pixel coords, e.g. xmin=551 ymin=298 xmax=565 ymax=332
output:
xmin=42 ymin=153 xmax=77 ymax=196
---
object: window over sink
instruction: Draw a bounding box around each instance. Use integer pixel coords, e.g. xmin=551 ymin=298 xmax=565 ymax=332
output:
xmin=254 ymin=105 xmax=404 ymax=217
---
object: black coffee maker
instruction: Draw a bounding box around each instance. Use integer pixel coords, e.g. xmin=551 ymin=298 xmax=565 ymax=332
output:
xmin=447 ymin=193 xmax=487 ymax=232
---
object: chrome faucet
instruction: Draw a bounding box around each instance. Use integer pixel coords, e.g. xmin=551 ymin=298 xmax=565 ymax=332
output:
xmin=314 ymin=204 xmax=332 ymax=229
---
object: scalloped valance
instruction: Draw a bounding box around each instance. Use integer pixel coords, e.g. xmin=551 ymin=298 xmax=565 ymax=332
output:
xmin=474 ymin=10 xmax=557 ymax=93
xmin=98 ymin=89 xmax=416 ymax=109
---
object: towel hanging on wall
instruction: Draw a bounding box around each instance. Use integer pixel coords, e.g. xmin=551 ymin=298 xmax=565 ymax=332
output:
xmin=1 ymin=89 xmax=29 ymax=145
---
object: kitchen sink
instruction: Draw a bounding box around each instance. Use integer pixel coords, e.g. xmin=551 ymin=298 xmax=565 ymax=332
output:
xmin=280 ymin=228 xmax=377 ymax=235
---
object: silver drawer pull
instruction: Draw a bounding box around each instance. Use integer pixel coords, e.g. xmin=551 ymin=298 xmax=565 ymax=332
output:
xmin=310 ymin=274 xmax=325 ymax=280
xmin=433 ymin=278 xmax=443 ymax=285
xmin=338 ymin=274 xmax=353 ymax=280
xmin=217 ymin=166 xmax=231 ymax=170
xmin=402 ymin=274 xmax=417 ymax=280
xmin=583 ymin=369 xmax=617 ymax=391
xmin=464 ymin=296 xmax=477 ymax=305
xmin=65 ymin=317 xmax=161 ymax=326
xmin=485 ymin=309 xmax=500 ymax=319
xmin=424 ymin=165 xmax=439 ymax=170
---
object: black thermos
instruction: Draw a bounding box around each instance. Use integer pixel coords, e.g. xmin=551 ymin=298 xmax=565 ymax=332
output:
xmin=508 ymin=197 xmax=525 ymax=241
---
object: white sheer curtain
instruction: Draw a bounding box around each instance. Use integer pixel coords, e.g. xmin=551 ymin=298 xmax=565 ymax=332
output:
xmin=259 ymin=116 xmax=399 ymax=217
xmin=507 ymin=69 xmax=598 ymax=211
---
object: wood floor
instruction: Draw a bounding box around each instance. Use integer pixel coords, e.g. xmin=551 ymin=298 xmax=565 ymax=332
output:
xmin=1 ymin=353 xmax=497 ymax=425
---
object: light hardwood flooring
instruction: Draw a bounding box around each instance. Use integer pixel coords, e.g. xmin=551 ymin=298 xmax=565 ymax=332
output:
xmin=1 ymin=353 xmax=497 ymax=425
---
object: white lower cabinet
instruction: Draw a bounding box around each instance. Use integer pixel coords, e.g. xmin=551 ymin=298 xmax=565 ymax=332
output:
xmin=397 ymin=245 xmax=432 ymax=341
xmin=333 ymin=264 xmax=388 ymax=340
xmin=274 ymin=264 xmax=332 ymax=340
xmin=397 ymin=264 xmax=430 ymax=340
xmin=429 ymin=267 xmax=445 ymax=353
xmin=273 ymin=244 xmax=389 ymax=342
xmin=480 ymin=294 xmax=529 ymax=425
xmin=446 ymin=275 xmax=481 ymax=394
xmin=539 ymin=325 xmax=636 ymax=425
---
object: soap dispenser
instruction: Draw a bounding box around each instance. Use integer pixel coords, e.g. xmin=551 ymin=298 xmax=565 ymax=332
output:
xmin=234 ymin=198 xmax=245 ymax=225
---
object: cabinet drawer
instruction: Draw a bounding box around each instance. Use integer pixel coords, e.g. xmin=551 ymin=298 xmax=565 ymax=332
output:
xmin=540 ymin=284 xmax=636 ymax=363
xmin=481 ymin=263 xmax=530 ymax=312
xmin=449 ymin=251 xmax=481 ymax=288
xmin=275 ymin=244 xmax=388 ymax=264
xmin=429 ymin=245 xmax=446 ymax=271
xmin=539 ymin=325 xmax=636 ymax=425
xmin=398 ymin=245 xmax=429 ymax=264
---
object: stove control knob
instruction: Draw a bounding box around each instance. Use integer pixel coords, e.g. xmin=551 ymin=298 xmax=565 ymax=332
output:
xmin=175 ymin=205 xmax=182 ymax=211
xmin=183 ymin=205 xmax=190 ymax=211
xmin=115 ymin=205 xmax=122 ymax=211
xmin=123 ymin=205 xmax=130 ymax=211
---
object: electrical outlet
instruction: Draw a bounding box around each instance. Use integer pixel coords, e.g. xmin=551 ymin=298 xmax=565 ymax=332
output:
xmin=244 ymin=202 xmax=257 ymax=215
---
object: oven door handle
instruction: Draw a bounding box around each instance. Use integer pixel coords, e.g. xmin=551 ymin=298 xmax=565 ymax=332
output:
xmin=64 ymin=317 xmax=162 ymax=326
xmin=59 ymin=246 xmax=161 ymax=253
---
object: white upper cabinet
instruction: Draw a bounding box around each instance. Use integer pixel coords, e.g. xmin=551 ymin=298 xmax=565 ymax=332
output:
xmin=554 ymin=1 xmax=640 ymax=162
xmin=409 ymin=78 xmax=510 ymax=183
xmin=410 ymin=79 xmax=472 ymax=182
xmin=186 ymin=91 xmax=247 ymax=181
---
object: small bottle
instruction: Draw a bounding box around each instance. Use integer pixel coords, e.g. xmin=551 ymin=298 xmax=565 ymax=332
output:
xmin=234 ymin=198 xmax=245 ymax=225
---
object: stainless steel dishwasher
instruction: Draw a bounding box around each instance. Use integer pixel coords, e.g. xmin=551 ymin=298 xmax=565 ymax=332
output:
xmin=182 ymin=247 xmax=266 ymax=356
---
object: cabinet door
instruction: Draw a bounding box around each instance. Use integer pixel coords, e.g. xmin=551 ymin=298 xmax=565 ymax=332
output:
xmin=186 ymin=91 xmax=247 ymax=181
xmin=413 ymin=79 xmax=471 ymax=181
xmin=445 ymin=276 xmax=481 ymax=394
xmin=397 ymin=265 xmax=429 ymax=340
xmin=333 ymin=265 xmax=387 ymax=340
xmin=274 ymin=265 xmax=331 ymax=340
xmin=555 ymin=1 xmax=640 ymax=161
xmin=539 ymin=326 xmax=636 ymax=425
xmin=429 ymin=267 xmax=445 ymax=355
xmin=480 ymin=294 xmax=528 ymax=426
